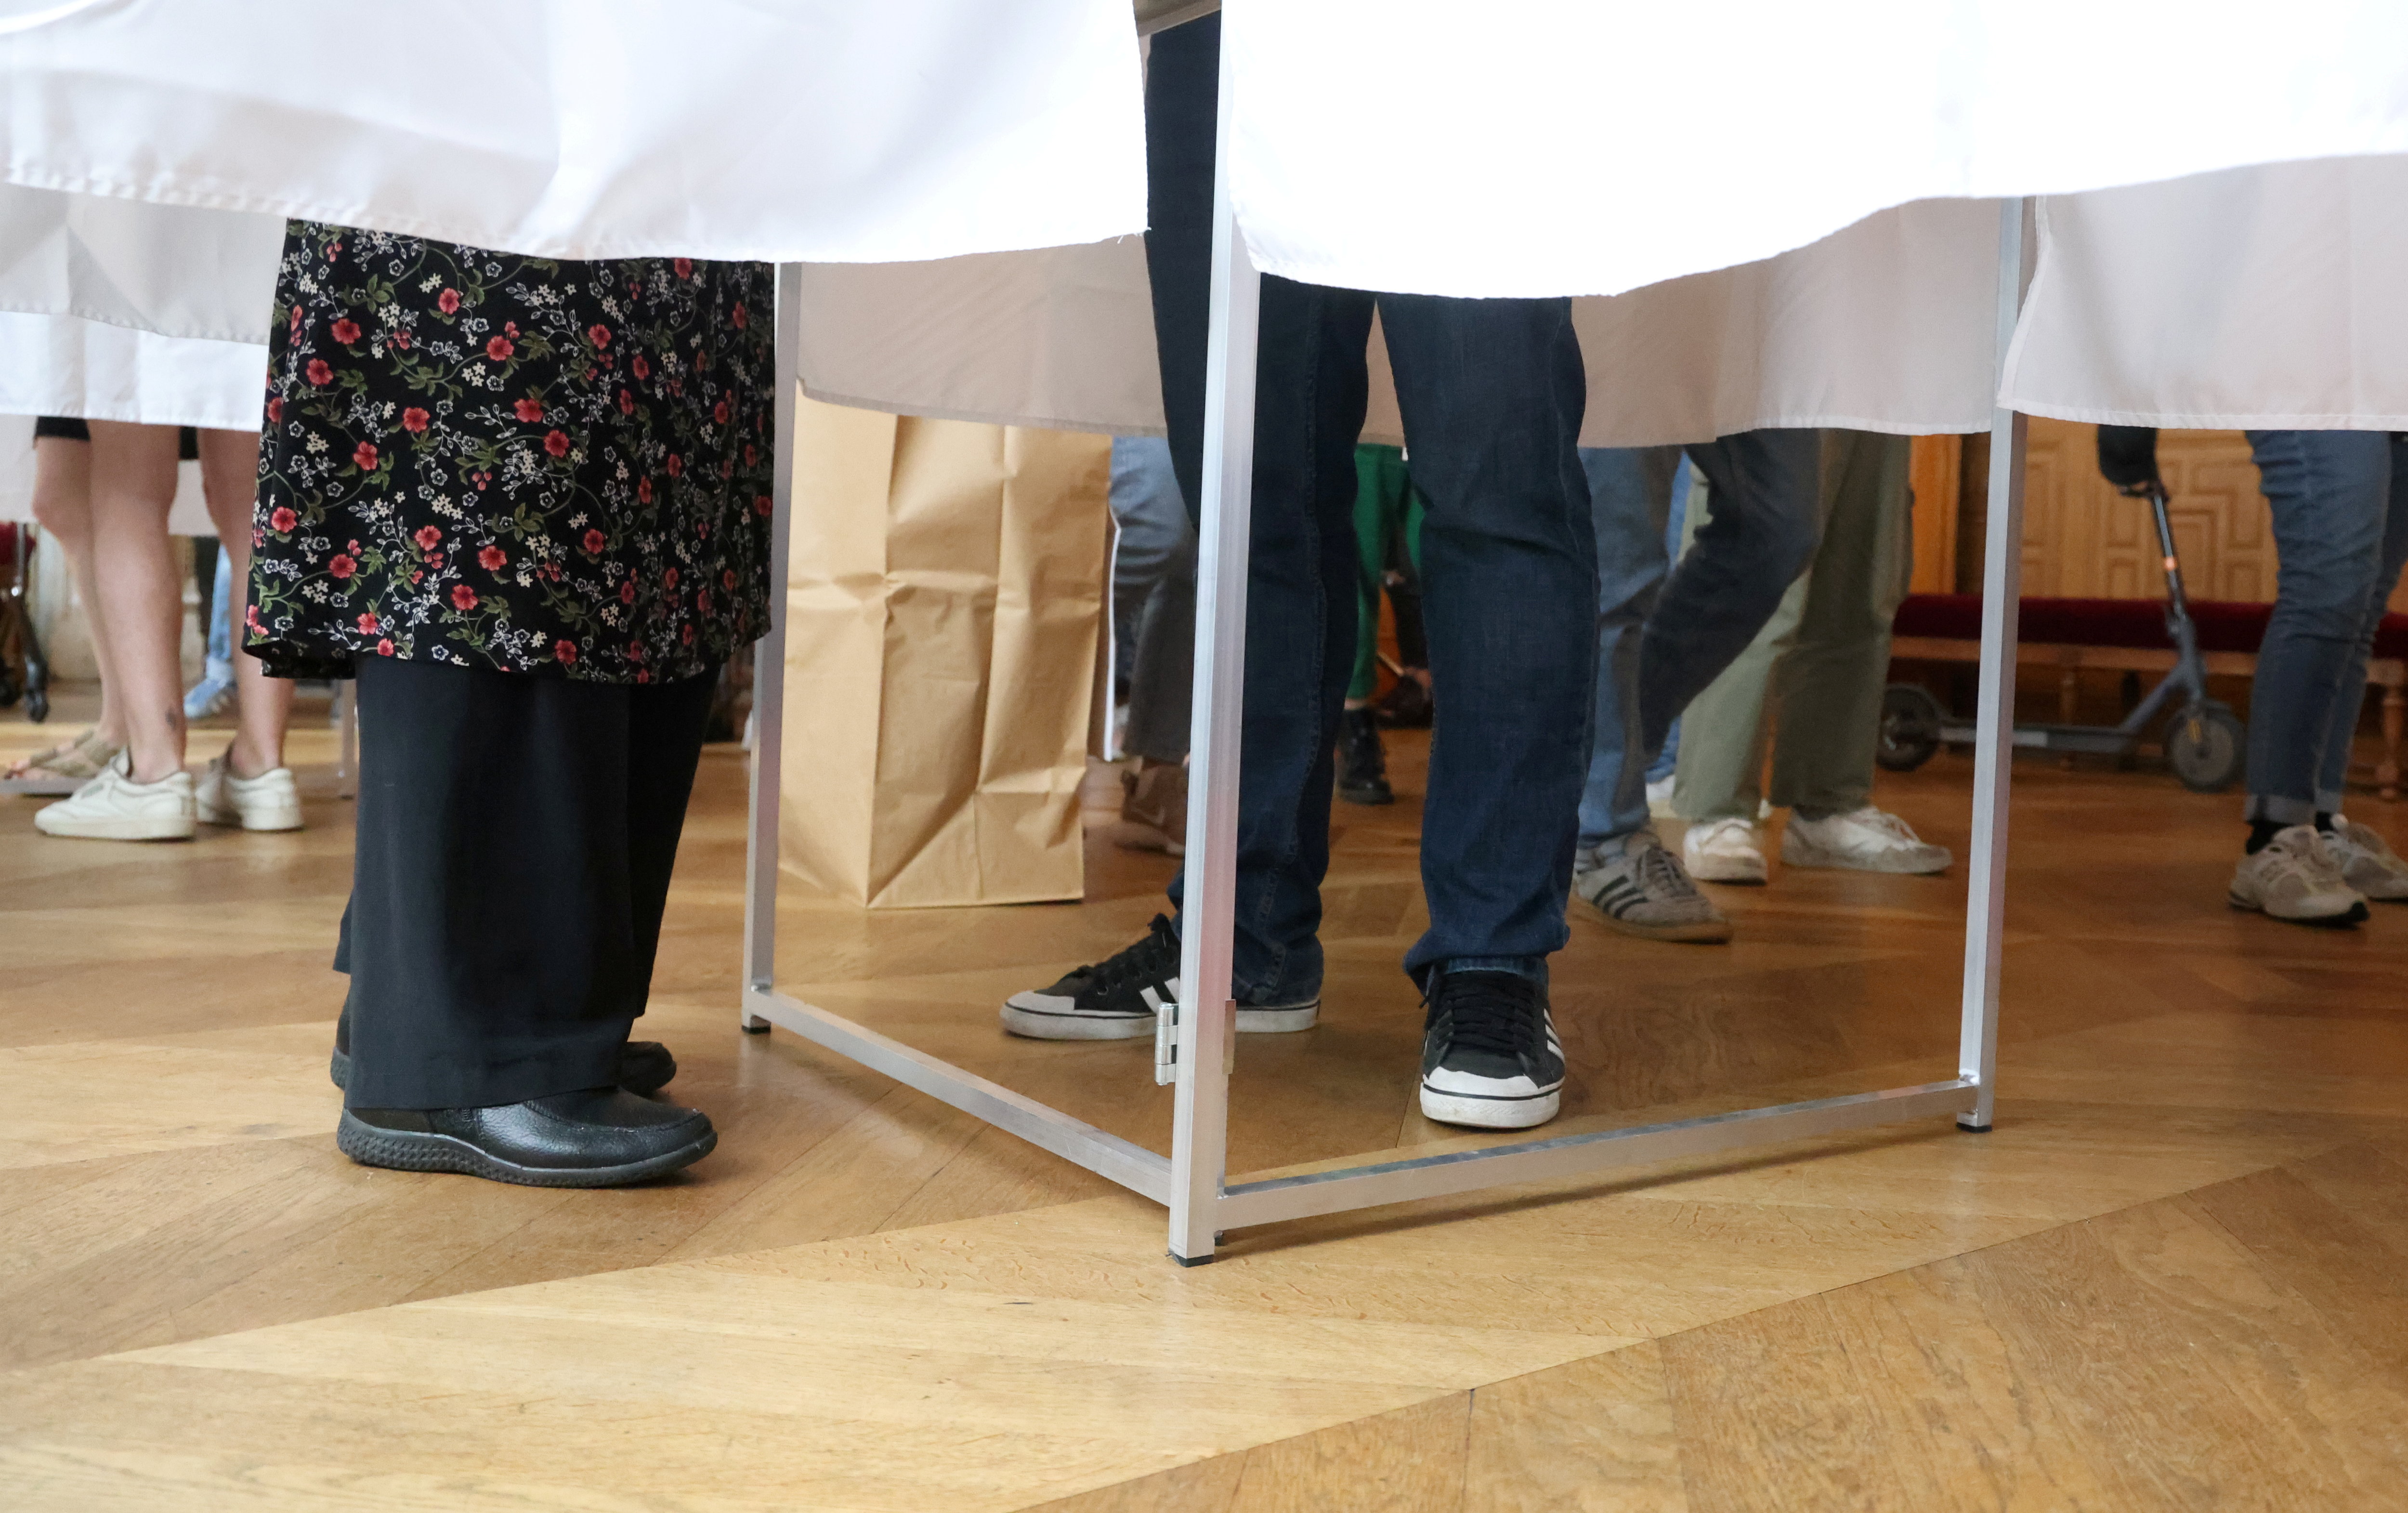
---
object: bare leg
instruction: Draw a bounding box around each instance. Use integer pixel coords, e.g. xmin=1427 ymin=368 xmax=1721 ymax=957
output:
xmin=196 ymin=428 xmax=290 ymax=776
xmin=84 ymin=422 xmax=186 ymax=784
xmin=6 ymin=438 xmax=125 ymax=782
xmin=28 ymin=437 xmax=123 ymax=741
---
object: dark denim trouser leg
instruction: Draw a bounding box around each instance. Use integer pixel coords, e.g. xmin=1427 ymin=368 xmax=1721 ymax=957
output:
xmin=1148 ymin=14 xmax=1372 ymax=1001
xmin=1577 ymin=445 xmax=1681 ymax=852
xmin=1636 ymin=428 xmax=1824 ymax=756
xmin=1379 ymin=294 xmax=1597 ymax=983
xmin=2245 ymin=429 xmax=2396 ymax=824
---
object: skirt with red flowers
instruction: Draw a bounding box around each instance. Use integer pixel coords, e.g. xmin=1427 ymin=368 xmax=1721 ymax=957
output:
xmin=248 ymin=222 xmax=776 ymax=684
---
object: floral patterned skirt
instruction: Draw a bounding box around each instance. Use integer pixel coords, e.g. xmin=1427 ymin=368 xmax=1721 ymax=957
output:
xmin=249 ymin=223 xmax=776 ymax=684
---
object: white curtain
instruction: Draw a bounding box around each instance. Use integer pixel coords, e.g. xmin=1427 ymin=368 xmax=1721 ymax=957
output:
xmin=1223 ymin=0 xmax=2408 ymax=300
xmin=2002 ymin=157 xmax=2408 ymax=429
xmin=0 ymin=0 xmax=1146 ymax=263
xmin=10 ymin=3 xmax=2408 ymax=434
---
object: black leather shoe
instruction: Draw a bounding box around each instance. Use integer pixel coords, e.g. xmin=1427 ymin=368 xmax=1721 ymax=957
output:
xmin=337 ymin=1088 xmax=716 ymax=1187
xmin=1336 ymin=707 xmax=1394 ymax=805
xmin=328 ymin=1020 xmax=676 ymax=1097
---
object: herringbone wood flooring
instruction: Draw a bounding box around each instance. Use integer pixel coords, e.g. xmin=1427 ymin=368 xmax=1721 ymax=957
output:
xmin=3 ymin=695 xmax=2405 ymax=1511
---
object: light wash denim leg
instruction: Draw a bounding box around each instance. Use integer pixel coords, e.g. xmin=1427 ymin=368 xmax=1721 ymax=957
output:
xmin=2244 ymin=430 xmax=2404 ymax=824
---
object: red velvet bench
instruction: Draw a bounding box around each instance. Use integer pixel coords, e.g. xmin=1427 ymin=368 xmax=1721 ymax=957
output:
xmin=1890 ymin=593 xmax=2406 ymax=800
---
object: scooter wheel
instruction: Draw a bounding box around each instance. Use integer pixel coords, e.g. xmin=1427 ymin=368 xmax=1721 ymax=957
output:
xmin=2167 ymin=703 xmax=2245 ymax=793
xmin=1876 ymin=684 xmax=1944 ymax=772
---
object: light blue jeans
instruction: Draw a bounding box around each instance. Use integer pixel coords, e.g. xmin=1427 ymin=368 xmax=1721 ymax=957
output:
xmin=1107 ymin=435 xmax=1196 ymax=764
xmin=2243 ymin=430 xmax=2408 ymax=822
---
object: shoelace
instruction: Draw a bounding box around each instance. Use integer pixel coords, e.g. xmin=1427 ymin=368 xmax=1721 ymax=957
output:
xmin=1430 ymin=974 xmax=1538 ymax=1058
xmin=1084 ymin=915 xmax=1180 ymax=992
xmin=2335 ymin=819 xmax=2407 ymax=866
xmin=1635 ymin=840 xmax=1701 ymax=899
xmin=2267 ymin=830 xmax=2350 ymax=887
xmin=1838 ymin=807 xmax=1920 ymax=843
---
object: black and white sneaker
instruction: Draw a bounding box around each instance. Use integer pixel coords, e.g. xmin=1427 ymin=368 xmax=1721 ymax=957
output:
xmin=1000 ymin=914 xmax=1321 ymax=1040
xmin=1418 ymin=970 xmax=1565 ymax=1130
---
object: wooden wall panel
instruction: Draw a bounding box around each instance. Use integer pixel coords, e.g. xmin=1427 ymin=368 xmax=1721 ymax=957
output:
xmin=2008 ymin=420 xmax=2406 ymax=612
xmin=1907 ymin=435 xmax=1961 ymax=594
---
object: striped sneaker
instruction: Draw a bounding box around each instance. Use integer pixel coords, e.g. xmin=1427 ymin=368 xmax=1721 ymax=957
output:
xmin=1418 ymin=969 xmax=1564 ymax=1130
xmin=1572 ymin=829 xmax=1731 ymax=943
xmin=999 ymin=914 xmax=1320 ymax=1040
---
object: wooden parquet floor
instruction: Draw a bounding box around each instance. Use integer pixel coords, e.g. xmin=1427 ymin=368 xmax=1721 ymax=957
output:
xmin=3 ymin=692 xmax=2407 ymax=1511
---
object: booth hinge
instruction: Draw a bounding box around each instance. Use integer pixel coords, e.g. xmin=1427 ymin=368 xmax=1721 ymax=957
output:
xmin=1153 ymin=994 xmax=1178 ymax=1084
xmin=1153 ymin=996 xmax=1237 ymax=1085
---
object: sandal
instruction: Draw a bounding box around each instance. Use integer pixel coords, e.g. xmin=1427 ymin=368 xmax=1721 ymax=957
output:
xmin=2 ymin=727 xmax=128 ymax=796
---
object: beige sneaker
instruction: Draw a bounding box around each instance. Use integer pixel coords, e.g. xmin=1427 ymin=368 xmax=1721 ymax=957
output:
xmin=196 ymin=752 xmax=304 ymax=832
xmin=1 ymin=726 xmax=127 ymax=796
xmin=2229 ymin=826 xmax=2367 ymax=926
xmin=2321 ymin=816 xmax=2408 ymax=903
xmin=1573 ymin=830 xmax=1733 ymax=943
xmin=34 ymin=753 xmax=196 ymax=841
xmin=1682 ymin=816 xmax=1767 ymax=883
xmin=1117 ymin=759 xmax=1186 ymax=856
xmin=1782 ymin=806 xmax=1952 ymax=875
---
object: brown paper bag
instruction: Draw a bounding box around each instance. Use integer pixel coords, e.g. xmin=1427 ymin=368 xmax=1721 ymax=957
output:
xmin=780 ymin=393 xmax=1111 ymax=908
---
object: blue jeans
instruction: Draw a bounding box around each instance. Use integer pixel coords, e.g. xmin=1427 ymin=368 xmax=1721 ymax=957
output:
xmin=1107 ymin=435 xmax=1197 ymax=763
xmin=2243 ymin=430 xmax=2408 ymax=823
xmin=1577 ymin=430 xmax=1823 ymax=851
xmin=1149 ymin=17 xmax=1596 ymax=998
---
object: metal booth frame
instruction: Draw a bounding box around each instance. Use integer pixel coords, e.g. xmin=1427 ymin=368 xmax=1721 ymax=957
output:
xmin=737 ymin=30 xmax=2032 ymax=1266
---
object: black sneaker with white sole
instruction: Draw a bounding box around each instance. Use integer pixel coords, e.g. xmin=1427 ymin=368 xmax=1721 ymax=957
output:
xmin=1418 ymin=970 xmax=1565 ymax=1130
xmin=1000 ymin=914 xmax=1320 ymax=1040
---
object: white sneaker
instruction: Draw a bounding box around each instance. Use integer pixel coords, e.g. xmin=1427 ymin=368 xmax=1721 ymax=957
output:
xmin=1782 ymin=806 xmax=1952 ymax=875
xmin=1645 ymin=773 xmax=1677 ymax=819
xmin=2230 ymin=827 xmax=2367 ymax=926
xmin=34 ymin=753 xmax=196 ymax=841
xmin=2320 ymin=816 xmax=2408 ymax=904
xmin=196 ymin=753 xmax=304 ymax=832
xmin=1682 ymin=816 xmax=1767 ymax=884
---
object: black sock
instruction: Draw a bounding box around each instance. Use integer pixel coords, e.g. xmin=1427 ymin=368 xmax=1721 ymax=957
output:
xmin=2314 ymin=811 xmax=2336 ymax=832
xmin=2246 ymin=819 xmax=2287 ymax=855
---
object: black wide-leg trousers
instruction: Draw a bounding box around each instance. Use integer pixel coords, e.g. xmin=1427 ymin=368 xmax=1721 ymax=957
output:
xmin=337 ymin=655 xmax=720 ymax=1110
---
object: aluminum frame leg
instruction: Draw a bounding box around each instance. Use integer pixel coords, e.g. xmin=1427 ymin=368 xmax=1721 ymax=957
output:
xmin=1164 ymin=36 xmax=1259 ymax=1267
xmin=1959 ymin=198 xmax=2032 ymax=1134
xmin=741 ymin=263 xmax=805 ymax=1034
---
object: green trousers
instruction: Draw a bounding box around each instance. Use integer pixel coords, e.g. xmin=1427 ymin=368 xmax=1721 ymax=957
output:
xmin=1349 ymin=444 xmax=1426 ymax=702
xmin=1672 ymin=431 xmax=1913 ymax=823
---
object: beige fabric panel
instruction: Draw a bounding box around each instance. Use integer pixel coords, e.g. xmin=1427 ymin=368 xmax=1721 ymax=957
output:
xmin=2003 ymin=158 xmax=2408 ymax=430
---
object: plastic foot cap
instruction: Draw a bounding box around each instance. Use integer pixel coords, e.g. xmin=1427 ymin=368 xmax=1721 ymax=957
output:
xmin=741 ymin=1020 xmax=772 ymax=1035
xmin=1168 ymin=1250 xmax=1216 ymax=1267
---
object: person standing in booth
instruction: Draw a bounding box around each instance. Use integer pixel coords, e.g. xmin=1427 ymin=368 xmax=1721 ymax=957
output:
xmin=1000 ymin=14 xmax=1594 ymax=1133
xmin=251 ymin=224 xmax=774 ymax=1185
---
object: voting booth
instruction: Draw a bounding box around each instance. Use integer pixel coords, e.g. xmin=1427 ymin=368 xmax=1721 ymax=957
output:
xmin=8 ymin=0 xmax=2408 ymax=1263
